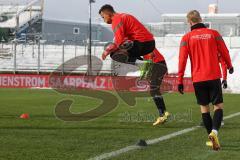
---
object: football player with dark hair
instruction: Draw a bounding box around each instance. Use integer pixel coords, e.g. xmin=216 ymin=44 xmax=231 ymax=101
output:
xmin=99 ymin=4 xmax=170 ymax=125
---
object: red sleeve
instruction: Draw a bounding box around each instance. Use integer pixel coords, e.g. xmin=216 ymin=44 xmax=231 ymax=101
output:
xmin=112 ymin=16 xmax=125 ymax=46
xmin=219 ymin=57 xmax=227 ymax=80
xmin=178 ymin=35 xmax=189 ymax=84
xmin=143 ymin=53 xmax=152 ymax=60
xmin=214 ymin=31 xmax=233 ymax=69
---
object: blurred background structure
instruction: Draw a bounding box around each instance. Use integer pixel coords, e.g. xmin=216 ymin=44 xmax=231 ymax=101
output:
xmin=0 ymin=0 xmax=239 ymax=92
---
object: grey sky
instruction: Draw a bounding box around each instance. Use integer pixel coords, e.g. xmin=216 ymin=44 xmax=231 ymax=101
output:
xmin=1 ymin=0 xmax=240 ymax=22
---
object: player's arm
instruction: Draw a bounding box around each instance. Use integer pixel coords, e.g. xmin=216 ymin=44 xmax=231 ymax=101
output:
xmin=219 ymin=58 xmax=227 ymax=81
xmin=102 ymin=18 xmax=125 ymax=60
xmin=113 ymin=17 xmax=126 ymax=47
xmin=214 ymin=31 xmax=233 ymax=72
xmin=102 ymin=42 xmax=118 ymax=60
xmin=219 ymin=57 xmax=228 ymax=89
xmin=178 ymin=35 xmax=189 ymax=94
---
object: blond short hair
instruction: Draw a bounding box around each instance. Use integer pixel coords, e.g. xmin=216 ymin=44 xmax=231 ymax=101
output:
xmin=187 ymin=10 xmax=202 ymax=23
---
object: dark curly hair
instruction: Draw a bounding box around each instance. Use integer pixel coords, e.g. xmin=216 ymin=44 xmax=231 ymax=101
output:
xmin=99 ymin=4 xmax=115 ymax=14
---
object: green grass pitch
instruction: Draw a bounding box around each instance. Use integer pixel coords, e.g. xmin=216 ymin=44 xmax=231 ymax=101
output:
xmin=0 ymin=88 xmax=239 ymax=160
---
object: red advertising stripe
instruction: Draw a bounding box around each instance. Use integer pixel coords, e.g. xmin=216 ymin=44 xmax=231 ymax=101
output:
xmin=0 ymin=74 xmax=194 ymax=92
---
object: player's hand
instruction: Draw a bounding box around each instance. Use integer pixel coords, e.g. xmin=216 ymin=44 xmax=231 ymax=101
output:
xmin=102 ymin=43 xmax=118 ymax=60
xmin=222 ymin=80 xmax=227 ymax=89
xmin=229 ymin=67 xmax=234 ymax=74
xmin=102 ymin=51 xmax=108 ymax=60
xmin=178 ymin=84 xmax=184 ymax=94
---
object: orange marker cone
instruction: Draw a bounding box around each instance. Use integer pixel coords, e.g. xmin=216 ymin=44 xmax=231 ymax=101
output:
xmin=20 ymin=113 xmax=29 ymax=119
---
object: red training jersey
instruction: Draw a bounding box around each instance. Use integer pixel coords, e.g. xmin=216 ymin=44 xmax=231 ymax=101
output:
xmin=143 ymin=48 xmax=165 ymax=63
xmin=112 ymin=13 xmax=154 ymax=46
xmin=219 ymin=55 xmax=227 ymax=80
xmin=178 ymin=25 xmax=232 ymax=84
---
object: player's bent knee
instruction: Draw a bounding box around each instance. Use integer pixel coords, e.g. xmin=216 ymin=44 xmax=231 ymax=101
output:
xmin=200 ymin=105 xmax=210 ymax=113
xmin=214 ymin=103 xmax=223 ymax=110
xmin=110 ymin=50 xmax=129 ymax=63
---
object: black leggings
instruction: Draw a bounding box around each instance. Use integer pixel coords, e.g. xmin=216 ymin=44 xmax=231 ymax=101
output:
xmin=149 ymin=61 xmax=168 ymax=116
xmin=149 ymin=61 xmax=168 ymax=97
xmin=127 ymin=40 xmax=155 ymax=63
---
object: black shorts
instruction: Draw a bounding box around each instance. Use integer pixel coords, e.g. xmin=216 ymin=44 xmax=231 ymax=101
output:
xmin=193 ymin=79 xmax=223 ymax=106
xmin=127 ymin=40 xmax=155 ymax=63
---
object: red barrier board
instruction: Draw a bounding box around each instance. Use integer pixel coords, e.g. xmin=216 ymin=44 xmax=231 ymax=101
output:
xmin=0 ymin=74 xmax=194 ymax=92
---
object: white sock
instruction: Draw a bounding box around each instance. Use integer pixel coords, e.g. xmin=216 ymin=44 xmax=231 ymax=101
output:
xmin=212 ymin=129 xmax=218 ymax=135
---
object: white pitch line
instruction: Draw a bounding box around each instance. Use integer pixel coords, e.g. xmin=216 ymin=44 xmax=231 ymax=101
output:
xmin=223 ymin=112 xmax=240 ymax=120
xmin=146 ymin=126 xmax=200 ymax=145
xmin=88 ymin=112 xmax=240 ymax=160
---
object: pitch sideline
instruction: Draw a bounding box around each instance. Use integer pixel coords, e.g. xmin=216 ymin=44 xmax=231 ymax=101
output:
xmin=88 ymin=112 xmax=240 ymax=160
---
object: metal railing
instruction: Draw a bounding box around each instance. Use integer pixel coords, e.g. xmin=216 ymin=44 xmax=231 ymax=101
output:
xmin=0 ymin=34 xmax=239 ymax=75
xmin=0 ymin=37 xmax=114 ymax=75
